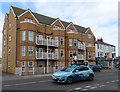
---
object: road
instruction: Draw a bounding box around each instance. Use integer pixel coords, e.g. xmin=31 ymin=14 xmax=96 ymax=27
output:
xmin=2 ymin=69 xmax=119 ymax=91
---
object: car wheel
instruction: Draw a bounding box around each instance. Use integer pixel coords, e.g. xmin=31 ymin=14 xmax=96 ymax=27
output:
xmin=67 ymin=77 xmax=73 ymax=84
xmin=89 ymin=74 xmax=94 ymax=81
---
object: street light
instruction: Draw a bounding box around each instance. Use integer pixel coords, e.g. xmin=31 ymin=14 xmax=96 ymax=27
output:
xmin=47 ymin=37 xmax=49 ymax=73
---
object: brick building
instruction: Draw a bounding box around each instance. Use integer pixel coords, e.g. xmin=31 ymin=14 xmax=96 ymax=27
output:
xmin=2 ymin=6 xmax=95 ymax=75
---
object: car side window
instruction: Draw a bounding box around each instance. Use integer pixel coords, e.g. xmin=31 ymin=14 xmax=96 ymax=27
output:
xmin=80 ymin=67 xmax=89 ymax=71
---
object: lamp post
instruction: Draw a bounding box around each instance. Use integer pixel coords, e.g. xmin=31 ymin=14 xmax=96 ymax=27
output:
xmin=47 ymin=37 xmax=49 ymax=73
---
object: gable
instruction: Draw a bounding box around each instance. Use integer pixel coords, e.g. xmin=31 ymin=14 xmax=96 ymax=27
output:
xmin=66 ymin=23 xmax=78 ymax=33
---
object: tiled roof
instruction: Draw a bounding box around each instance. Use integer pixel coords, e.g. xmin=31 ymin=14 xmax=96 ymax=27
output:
xmin=95 ymin=41 xmax=115 ymax=47
xmin=11 ymin=6 xmax=87 ymax=33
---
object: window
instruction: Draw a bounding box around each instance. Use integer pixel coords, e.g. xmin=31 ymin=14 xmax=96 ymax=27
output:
xmin=55 ymin=62 xmax=58 ymax=69
xmin=88 ymin=34 xmax=91 ymax=39
xmin=69 ymin=39 xmax=72 ymax=46
xmin=69 ymin=29 xmax=75 ymax=33
xmin=60 ymin=49 xmax=64 ymax=57
xmin=28 ymin=46 xmax=33 ymax=56
xmin=55 ymin=36 xmax=58 ymax=46
xmin=9 ymin=23 xmax=11 ymax=29
xmin=48 ymin=62 xmax=51 ymax=67
xmin=22 ymin=46 xmax=25 ymax=56
xmin=74 ymin=51 xmax=77 ymax=54
xmin=22 ymin=31 xmax=26 ymax=41
xmin=54 ymin=26 xmax=61 ymax=30
xmin=88 ymin=43 xmax=92 ymax=46
xmin=74 ymin=39 xmax=77 ymax=47
xmin=60 ymin=37 xmax=64 ymax=45
xmin=4 ymin=30 xmax=6 ymax=35
xmin=8 ymin=48 xmax=10 ymax=55
xmin=60 ymin=62 xmax=64 ymax=69
xmin=38 ymin=62 xmax=43 ymax=68
xmin=24 ymin=18 xmax=33 ymax=23
xmin=39 ymin=35 xmax=43 ymax=40
xmin=28 ymin=61 xmax=33 ymax=72
xmin=88 ymin=52 xmax=91 ymax=58
xmin=8 ymin=62 xmax=10 ymax=68
xmin=4 ymin=40 xmax=5 ymax=46
xmin=78 ymin=41 xmax=80 ymax=47
xmin=22 ymin=61 xmax=25 ymax=72
xmin=28 ymin=31 xmax=34 ymax=41
xmin=55 ymin=49 xmax=58 ymax=59
xmin=9 ymin=36 xmax=11 ymax=41
xmin=69 ymin=51 xmax=72 ymax=58
xmin=93 ymin=52 xmax=95 ymax=58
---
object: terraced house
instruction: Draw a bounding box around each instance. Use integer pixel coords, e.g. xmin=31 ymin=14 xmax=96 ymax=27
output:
xmin=2 ymin=6 xmax=95 ymax=75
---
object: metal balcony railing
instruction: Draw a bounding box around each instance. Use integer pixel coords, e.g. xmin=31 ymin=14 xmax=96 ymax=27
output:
xmin=36 ymin=52 xmax=59 ymax=60
xmin=36 ymin=38 xmax=58 ymax=47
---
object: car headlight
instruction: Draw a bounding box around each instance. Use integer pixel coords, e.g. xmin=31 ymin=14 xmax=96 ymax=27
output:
xmin=60 ymin=74 xmax=66 ymax=77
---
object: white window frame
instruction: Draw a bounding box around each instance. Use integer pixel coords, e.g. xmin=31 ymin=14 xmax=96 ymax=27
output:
xmin=38 ymin=62 xmax=43 ymax=68
xmin=22 ymin=31 xmax=26 ymax=41
xmin=55 ymin=62 xmax=58 ymax=69
xmin=28 ymin=46 xmax=33 ymax=56
xmin=8 ymin=62 xmax=10 ymax=68
xmin=69 ymin=39 xmax=72 ymax=46
xmin=28 ymin=31 xmax=34 ymax=41
xmin=74 ymin=39 xmax=77 ymax=47
xmin=60 ymin=37 xmax=64 ymax=45
xmin=60 ymin=62 xmax=64 ymax=69
xmin=93 ymin=52 xmax=95 ymax=58
xmin=69 ymin=29 xmax=74 ymax=33
xmin=24 ymin=18 xmax=33 ymax=23
xmin=21 ymin=61 xmax=25 ymax=72
xmin=69 ymin=50 xmax=72 ymax=58
xmin=9 ymin=23 xmax=11 ymax=29
xmin=22 ymin=46 xmax=25 ymax=56
xmin=88 ymin=43 xmax=92 ymax=47
xmin=9 ymin=36 xmax=11 ymax=41
xmin=39 ymin=35 xmax=43 ymax=40
xmin=4 ymin=30 xmax=6 ymax=35
xmin=28 ymin=61 xmax=33 ymax=72
xmin=88 ymin=34 xmax=91 ymax=39
xmin=88 ymin=52 xmax=91 ymax=59
xmin=4 ymin=40 xmax=5 ymax=46
xmin=54 ymin=25 xmax=61 ymax=30
xmin=60 ymin=49 xmax=64 ymax=57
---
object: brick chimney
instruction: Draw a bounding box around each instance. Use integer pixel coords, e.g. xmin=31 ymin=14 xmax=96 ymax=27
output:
xmin=97 ymin=37 xmax=103 ymax=42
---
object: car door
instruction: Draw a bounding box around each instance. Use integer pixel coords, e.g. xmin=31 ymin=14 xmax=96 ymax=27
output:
xmin=81 ymin=67 xmax=89 ymax=79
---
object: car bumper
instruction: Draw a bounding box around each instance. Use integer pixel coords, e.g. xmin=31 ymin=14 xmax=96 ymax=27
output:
xmin=52 ymin=76 xmax=67 ymax=83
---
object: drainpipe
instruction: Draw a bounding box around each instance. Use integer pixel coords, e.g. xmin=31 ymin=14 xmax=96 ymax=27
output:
xmin=16 ymin=16 xmax=18 ymax=69
xmin=65 ymin=28 xmax=67 ymax=66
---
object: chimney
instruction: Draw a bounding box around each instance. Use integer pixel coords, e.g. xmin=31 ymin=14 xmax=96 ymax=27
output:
xmin=97 ymin=37 xmax=103 ymax=42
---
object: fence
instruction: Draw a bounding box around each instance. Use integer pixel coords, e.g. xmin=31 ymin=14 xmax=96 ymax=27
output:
xmin=15 ymin=67 xmax=63 ymax=76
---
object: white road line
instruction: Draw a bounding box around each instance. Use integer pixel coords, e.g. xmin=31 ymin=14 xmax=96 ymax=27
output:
xmin=90 ymin=87 xmax=97 ymax=89
xmin=106 ymin=81 xmax=110 ymax=83
xmin=81 ymin=89 xmax=88 ymax=91
xmin=99 ymin=85 xmax=105 ymax=87
xmin=94 ymin=84 xmax=100 ymax=86
xmin=115 ymin=80 xmax=119 ymax=82
xmin=74 ymin=88 xmax=82 ymax=90
xmin=111 ymin=80 xmax=115 ymax=82
xmin=84 ymin=86 xmax=91 ymax=88
xmin=4 ymin=80 xmax=51 ymax=87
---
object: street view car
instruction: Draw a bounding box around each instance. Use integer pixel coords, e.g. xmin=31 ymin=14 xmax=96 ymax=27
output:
xmin=52 ymin=65 xmax=94 ymax=84
xmin=91 ymin=65 xmax=101 ymax=72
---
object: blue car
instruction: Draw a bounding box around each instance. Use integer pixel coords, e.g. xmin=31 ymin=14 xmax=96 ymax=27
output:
xmin=52 ymin=65 xmax=94 ymax=84
xmin=91 ymin=65 xmax=101 ymax=72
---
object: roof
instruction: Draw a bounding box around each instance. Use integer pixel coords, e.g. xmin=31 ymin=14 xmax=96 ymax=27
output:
xmin=95 ymin=41 xmax=115 ymax=47
xmin=11 ymin=6 xmax=87 ymax=33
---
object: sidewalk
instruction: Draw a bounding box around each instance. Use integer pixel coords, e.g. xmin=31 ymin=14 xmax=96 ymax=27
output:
xmin=101 ymin=68 xmax=118 ymax=72
xmin=2 ymin=72 xmax=52 ymax=81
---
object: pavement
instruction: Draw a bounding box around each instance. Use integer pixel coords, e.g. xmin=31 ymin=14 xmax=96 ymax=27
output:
xmin=2 ymin=68 xmax=119 ymax=91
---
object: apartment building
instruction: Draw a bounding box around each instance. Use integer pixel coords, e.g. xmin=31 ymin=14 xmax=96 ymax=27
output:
xmin=95 ymin=38 xmax=116 ymax=68
xmin=2 ymin=6 xmax=95 ymax=75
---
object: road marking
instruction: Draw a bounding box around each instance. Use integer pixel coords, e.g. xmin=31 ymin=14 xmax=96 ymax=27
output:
xmin=4 ymin=80 xmax=51 ymax=87
xmin=99 ymin=85 xmax=105 ymax=87
xmin=111 ymin=80 xmax=115 ymax=82
xmin=115 ymin=80 xmax=119 ymax=82
xmin=106 ymin=81 xmax=110 ymax=83
xmin=84 ymin=86 xmax=91 ymax=88
xmin=74 ymin=88 xmax=82 ymax=90
xmin=81 ymin=89 xmax=88 ymax=91
xmin=94 ymin=84 xmax=100 ymax=86
xmin=90 ymin=87 xmax=97 ymax=89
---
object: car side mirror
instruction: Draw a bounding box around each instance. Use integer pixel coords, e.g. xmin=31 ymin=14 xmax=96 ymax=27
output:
xmin=75 ymin=70 xmax=79 ymax=72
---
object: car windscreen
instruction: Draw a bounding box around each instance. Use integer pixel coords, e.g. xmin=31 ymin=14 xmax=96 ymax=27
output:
xmin=60 ymin=67 xmax=75 ymax=72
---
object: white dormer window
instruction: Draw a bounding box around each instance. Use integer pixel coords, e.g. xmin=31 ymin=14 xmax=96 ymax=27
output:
xmin=9 ymin=23 xmax=11 ymax=29
xmin=69 ymin=29 xmax=74 ymax=33
xmin=54 ymin=26 xmax=61 ymax=30
xmin=88 ymin=34 xmax=91 ymax=39
xmin=9 ymin=36 xmax=11 ymax=41
xmin=24 ymin=18 xmax=33 ymax=23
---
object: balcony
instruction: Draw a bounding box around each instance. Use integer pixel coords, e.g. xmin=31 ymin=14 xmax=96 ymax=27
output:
xmin=78 ymin=54 xmax=84 ymax=60
xmin=78 ymin=44 xmax=85 ymax=50
xmin=36 ymin=52 xmax=59 ymax=60
xmin=36 ymin=38 xmax=58 ymax=47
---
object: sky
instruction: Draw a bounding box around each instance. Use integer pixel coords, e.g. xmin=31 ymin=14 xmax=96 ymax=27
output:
xmin=0 ymin=0 xmax=119 ymax=58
